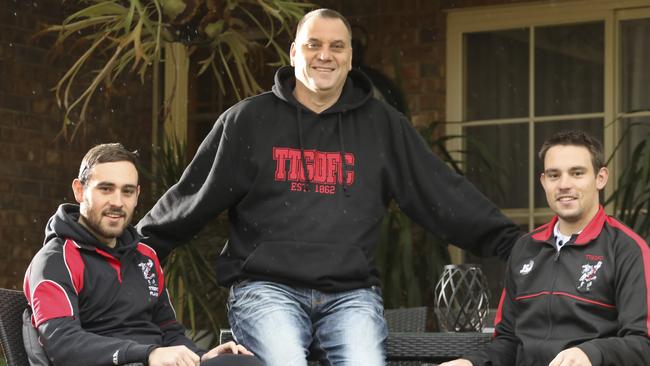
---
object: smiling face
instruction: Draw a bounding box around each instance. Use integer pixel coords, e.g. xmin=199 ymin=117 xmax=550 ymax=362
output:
xmin=290 ymin=15 xmax=352 ymax=101
xmin=540 ymin=144 xmax=608 ymax=234
xmin=72 ymin=161 xmax=140 ymax=247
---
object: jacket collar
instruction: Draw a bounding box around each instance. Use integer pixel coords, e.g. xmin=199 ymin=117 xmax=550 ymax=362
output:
xmin=531 ymin=205 xmax=606 ymax=245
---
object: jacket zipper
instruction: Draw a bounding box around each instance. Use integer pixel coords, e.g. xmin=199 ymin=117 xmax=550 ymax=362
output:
xmin=545 ymin=244 xmax=562 ymax=340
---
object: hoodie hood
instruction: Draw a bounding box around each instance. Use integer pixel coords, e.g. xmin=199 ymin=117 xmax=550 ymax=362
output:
xmin=44 ymin=203 xmax=140 ymax=254
xmin=271 ymin=66 xmax=374 ymax=114
xmin=271 ymin=66 xmax=375 ymax=197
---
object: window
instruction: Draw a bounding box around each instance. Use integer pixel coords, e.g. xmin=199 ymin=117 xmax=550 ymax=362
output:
xmin=447 ymin=0 xmax=650 ymax=231
xmin=446 ymin=1 xmax=650 ymax=295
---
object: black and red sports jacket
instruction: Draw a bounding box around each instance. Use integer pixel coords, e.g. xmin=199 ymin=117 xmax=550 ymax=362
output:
xmin=23 ymin=204 xmax=201 ymax=366
xmin=465 ymin=206 xmax=650 ymax=366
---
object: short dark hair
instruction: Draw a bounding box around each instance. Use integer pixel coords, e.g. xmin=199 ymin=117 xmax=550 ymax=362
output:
xmin=538 ymin=130 xmax=605 ymax=173
xmin=78 ymin=143 xmax=139 ymax=184
xmin=295 ymin=8 xmax=352 ymax=42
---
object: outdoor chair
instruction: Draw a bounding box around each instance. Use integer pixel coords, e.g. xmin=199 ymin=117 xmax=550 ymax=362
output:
xmin=0 ymin=288 xmax=29 ymax=366
xmin=0 ymin=287 xmax=146 ymax=366
xmin=221 ymin=306 xmax=491 ymax=365
xmin=219 ymin=307 xmax=428 ymax=365
xmin=385 ymin=306 xmax=492 ymax=364
xmin=385 ymin=306 xmax=427 ymax=366
xmin=384 ymin=306 xmax=427 ymax=333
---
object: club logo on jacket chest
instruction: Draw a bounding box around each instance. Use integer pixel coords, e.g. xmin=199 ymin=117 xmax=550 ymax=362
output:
xmin=138 ymin=259 xmax=159 ymax=297
xmin=272 ymin=147 xmax=356 ymax=195
xmin=576 ymin=254 xmax=605 ymax=293
xmin=519 ymin=259 xmax=535 ymax=275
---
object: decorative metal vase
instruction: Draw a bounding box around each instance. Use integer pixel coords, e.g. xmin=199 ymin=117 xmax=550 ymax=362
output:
xmin=434 ymin=264 xmax=490 ymax=332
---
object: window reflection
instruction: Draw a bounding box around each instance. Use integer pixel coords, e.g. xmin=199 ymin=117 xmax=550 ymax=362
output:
xmin=620 ymin=18 xmax=650 ymax=113
xmin=535 ymin=22 xmax=604 ymax=116
xmin=465 ymin=29 xmax=529 ymax=121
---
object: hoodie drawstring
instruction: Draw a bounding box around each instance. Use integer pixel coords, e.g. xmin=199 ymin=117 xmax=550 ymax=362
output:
xmin=337 ymin=113 xmax=350 ymax=197
xmin=296 ymin=107 xmax=350 ymax=197
xmin=297 ymin=107 xmax=311 ymax=192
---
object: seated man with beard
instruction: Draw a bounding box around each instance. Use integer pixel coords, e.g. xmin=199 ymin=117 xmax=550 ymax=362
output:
xmin=23 ymin=143 xmax=261 ymax=366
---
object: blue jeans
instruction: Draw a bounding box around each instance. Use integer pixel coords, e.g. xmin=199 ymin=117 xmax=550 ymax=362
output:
xmin=227 ymin=281 xmax=388 ymax=366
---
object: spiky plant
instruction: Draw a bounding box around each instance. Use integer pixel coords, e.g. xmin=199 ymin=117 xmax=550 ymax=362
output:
xmin=40 ymin=0 xmax=311 ymax=140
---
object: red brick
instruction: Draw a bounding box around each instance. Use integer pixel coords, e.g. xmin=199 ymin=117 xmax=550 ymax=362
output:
xmin=419 ymin=94 xmax=440 ymax=112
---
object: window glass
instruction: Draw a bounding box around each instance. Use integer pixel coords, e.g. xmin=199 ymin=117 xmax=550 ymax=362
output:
xmin=620 ymin=18 xmax=650 ymax=113
xmin=535 ymin=22 xmax=604 ymax=116
xmin=465 ymin=29 xmax=529 ymax=120
xmin=465 ymin=123 xmax=529 ymax=208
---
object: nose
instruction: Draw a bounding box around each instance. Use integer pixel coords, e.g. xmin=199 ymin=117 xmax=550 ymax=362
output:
xmin=318 ymin=47 xmax=332 ymax=60
xmin=557 ymin=174 xmax=573 ymax=190
xmin=108 ymin=191 xmax=125 ymax=207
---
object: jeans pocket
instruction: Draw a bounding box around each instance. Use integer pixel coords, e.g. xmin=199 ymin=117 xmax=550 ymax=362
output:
xmin=228 ymin=279 xmax=254 ymax=309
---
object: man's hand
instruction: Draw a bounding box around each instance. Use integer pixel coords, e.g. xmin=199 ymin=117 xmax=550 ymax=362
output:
xmin=201 ymin=341 xmax=254 ymax=361
xmin=438 ymin=359 xmax=473 ymax=366
xmin=549 ymin=347 xmax=592 ymax=366
xmin=148 ymin=345 xmax=201 ymax=366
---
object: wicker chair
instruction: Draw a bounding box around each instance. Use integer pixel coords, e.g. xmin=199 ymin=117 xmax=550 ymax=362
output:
xmin=0 ymin=288 xmax=29 ymax=366
xmin=0 ymin=288 xmax=148 ymax=366
xmin=221 ymin=306 xmax=490 ymax=365
xmin=385 ymin=306 xmax=427 ymax=333
xmin=221 ymin=306 xmax=435 ymax=365
xmin=385 ymin=307 xmax=427 ymax=366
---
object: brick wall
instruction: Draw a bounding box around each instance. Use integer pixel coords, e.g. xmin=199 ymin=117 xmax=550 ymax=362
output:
xmin=0 ymin=0 xmax=152 ymax=289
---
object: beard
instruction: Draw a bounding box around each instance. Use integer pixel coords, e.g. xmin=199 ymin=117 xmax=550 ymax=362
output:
xmin=80 ymin=207 xmax=131 ymax=243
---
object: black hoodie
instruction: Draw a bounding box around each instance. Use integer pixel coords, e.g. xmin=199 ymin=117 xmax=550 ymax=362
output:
xmin=137 ymin=66 xmax=522 ymax=291
xmin=24 ymin=204 xmax=201 ymax=365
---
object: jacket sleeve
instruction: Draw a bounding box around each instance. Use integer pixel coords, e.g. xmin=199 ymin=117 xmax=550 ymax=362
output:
xmin=464 ymin=255 xmax=519 ymax=365
xmin=137 ymin=116 xmax=246 ymax=259
xmin=387 ymin=114 xmax=522 ymax=260
xmin=25 ymin=245 xmax=156 ymax=366
xmin=575 ymin=235 xmax=650 ymax=366
xmin=38 ymin=317 xmax=155 ymax=366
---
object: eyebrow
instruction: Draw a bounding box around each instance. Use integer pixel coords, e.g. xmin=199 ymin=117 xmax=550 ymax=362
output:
xmin=305 ymin=38 xmax=347 ymax=45
xmin=544 ymin=166 xmax=588 ymax=174
xmin=95 ymin=182 xmax=138 ymax=189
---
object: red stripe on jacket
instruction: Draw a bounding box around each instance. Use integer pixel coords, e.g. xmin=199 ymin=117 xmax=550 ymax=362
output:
xmin=493 ymin=288 xmax=507 ymax=337
xmin=64 ymin=239 xmax=85 ymax=293
xmin=515 ymin=291 xmax=615 ymax=309
xmin=93 ymin=247 xmax=122 ymax=283
xmin=31 ymin=280 xmax=74 ymax=327
xmin=606 ymin=217 xmax=650 ymax=335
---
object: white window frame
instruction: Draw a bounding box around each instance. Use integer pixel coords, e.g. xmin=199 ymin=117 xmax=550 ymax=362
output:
xmin=446 ymin=0 xmax=650 ymax=232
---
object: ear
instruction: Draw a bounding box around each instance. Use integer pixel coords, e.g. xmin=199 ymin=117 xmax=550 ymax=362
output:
xmin=72 ymin=179 xmax=85 ymax=204
xmin=595 ymin=167 xmax=609 ymax=190
xmin=290 ymin=42 xmax=296 ymax=66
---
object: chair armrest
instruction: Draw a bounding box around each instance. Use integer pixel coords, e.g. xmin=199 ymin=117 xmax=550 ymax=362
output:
xmin=386 ymin=332 xmax=492 ymax=362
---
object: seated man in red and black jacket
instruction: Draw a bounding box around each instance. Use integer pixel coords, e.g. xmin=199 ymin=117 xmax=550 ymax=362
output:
xmin=23 ymin=143 xmax=260 ymax=366
xmin=441 ymin=130 xmax=650 ymax=366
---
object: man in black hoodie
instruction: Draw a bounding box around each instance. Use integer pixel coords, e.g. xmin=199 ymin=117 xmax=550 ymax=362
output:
xmin=24 ymin=143 xmax=259 ymax=366
xmin=137 ymin=8 xmax=522 ymax=366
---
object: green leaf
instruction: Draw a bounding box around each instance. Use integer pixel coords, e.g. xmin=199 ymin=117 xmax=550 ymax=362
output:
xmin=203 ymin=20 xmax=225 ymax=39
xmin=160 ymin=0 xmax=187 ymax=20
xmin=64 ymin=1 xmax=127 ymax=22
